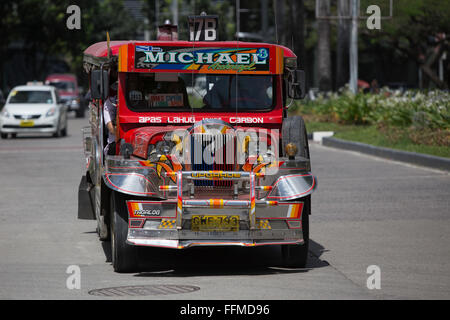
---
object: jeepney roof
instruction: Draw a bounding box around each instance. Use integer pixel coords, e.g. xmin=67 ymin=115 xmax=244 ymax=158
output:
xmin=84 ymin=40 xmax=296 ymax=57
xmin=83 ymin=40 xmax=296 ymax=69
xmin=84 ymin=41 xmax=131 ymax=58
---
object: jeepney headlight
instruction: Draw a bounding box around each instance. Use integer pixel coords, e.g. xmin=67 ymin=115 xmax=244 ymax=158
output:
xmin=156 ymin=141 xmax=173 ymax=154
xmin=164 ymin=131 xmax=183 ymax=154
xmin=147 ymin=141 xmax=175 ymax=161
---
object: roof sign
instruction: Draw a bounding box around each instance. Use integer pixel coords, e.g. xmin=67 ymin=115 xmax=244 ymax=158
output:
xmin=134 ymin=47 xmax=271 ymax=74
xmin=188 ymin=14 xmax=218 ymax=41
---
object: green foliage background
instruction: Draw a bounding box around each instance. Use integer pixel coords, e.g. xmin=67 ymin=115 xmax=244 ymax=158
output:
xmin=0 ymin=0 xmax=448 ymax=90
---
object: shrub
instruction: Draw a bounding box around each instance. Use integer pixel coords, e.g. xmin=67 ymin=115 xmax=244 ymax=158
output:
xmin=296 ymin=89 xmax=450 ymax=131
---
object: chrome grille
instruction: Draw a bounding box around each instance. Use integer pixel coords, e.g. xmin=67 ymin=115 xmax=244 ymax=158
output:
xmin=191 ymin=133 xmax=235 ymax=188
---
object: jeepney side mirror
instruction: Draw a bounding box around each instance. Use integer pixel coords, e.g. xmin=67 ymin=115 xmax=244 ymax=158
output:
xmin=90 ymin=70 xmax=109 ymax=100
xmin=288 ymin=70 xmax=306 ymax=100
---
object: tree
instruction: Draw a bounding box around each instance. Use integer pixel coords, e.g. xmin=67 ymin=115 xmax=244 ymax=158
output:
xmin=142 ymin=0 xmax=234 ymax=41
xmin=0 ymin=1 xmax=20 ymax=90
xmin=336 ymin=0 xmax=350 ymax=89
xmin=317 ymin=0 xmax=332 ymax=91
xmin=362 ymin=0 xmax=450 ymax=89
xmin=274 ymin=0 xmax=286 ymax=46
xmin=0 ymin=0 xmax=139 ymax=90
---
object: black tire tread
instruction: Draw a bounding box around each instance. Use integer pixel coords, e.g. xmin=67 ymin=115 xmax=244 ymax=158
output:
xmin=281 ymin=196 xmax=310 ymax=268
xmin=283 ymin=115 xmax=309 ymax=158
xmin=110 ymin=191 xmax=139 ymax=273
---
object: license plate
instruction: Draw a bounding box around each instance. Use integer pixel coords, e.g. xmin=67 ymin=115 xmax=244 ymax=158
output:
xmin=191 ymin=215 xmax=239 ymax=232
xmin=20 ymin=120 xmax=34 ymax=127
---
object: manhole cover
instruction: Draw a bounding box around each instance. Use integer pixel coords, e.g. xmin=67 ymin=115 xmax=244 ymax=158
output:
xmin=88 ymin=285 xmax=200 ymax=297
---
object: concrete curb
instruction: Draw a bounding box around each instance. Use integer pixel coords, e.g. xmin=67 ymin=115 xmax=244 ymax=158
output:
xmin=322 ymin=137 xmax=450 ymax=171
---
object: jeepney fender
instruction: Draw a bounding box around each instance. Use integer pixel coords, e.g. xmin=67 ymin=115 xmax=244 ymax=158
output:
xmin=101 ymin=155 xmax=316 ymax=199
xmin=102 ymin=170 xmax=162 ymax=198
xmin=265 ymin=173 xmax=317 ymax=201
xmin=102 ymin=168 xmax=317 ymax=201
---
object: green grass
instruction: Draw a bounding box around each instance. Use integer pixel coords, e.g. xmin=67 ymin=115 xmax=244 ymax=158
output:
xmin=304 ymin=121 xmax=450 ymax=159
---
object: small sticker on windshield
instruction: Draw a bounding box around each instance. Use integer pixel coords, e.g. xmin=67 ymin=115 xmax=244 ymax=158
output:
xmin=148 ymin=94 xmax=183 ymax=107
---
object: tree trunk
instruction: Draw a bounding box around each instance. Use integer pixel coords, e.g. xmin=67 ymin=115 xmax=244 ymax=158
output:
xmin=290 ymin=0 xmax=306 ymax=70
xmin=336 ymin=0 xmax=350 ymax=89
xmin=317 ymin=0 xmax=332 ymax=91
xmin=274 ymin=0 xmax=286 ymax=46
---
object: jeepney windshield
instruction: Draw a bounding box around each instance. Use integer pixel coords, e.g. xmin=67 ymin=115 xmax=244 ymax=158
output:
xmin=126 ymin=73 xmax=274 ymax=112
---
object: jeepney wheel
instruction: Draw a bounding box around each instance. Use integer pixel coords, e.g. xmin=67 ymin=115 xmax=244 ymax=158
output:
xmin=282 ymin=115 xmax=310 ymax=159
xmin=110 ymin=191 xmax=139 ymax=273
xmin=1 ymin=133 xmax=7 ymax=139
xmin=281 ymin=196 xmax=310 ymax=268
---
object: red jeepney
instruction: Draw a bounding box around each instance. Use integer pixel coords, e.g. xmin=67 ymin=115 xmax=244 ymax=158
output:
xmin=78 ymin=18 xmax=315 ymax=272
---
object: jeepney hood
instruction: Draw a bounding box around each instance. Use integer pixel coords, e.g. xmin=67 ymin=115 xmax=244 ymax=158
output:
xmin=124 ymin=126 xmax=190 ymax=159
xmin=123 ymin=123 xmax=278 ymax=160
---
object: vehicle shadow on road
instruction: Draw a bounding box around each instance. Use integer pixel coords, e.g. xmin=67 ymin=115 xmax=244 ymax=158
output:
xmin=99 ymin=239 xmax=330 ymax=277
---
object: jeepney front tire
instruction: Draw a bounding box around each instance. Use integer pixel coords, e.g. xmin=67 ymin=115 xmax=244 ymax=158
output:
xmin=110 ymin=191 xmax=139 ymax=273
xmin=1 ymin=133 xmax=7 ymax=139
xmin=281 ymin=197 xmax=310 ymax=268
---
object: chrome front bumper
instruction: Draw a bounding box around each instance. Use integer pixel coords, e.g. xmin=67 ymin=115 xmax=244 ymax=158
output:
xmin=128 ymin=238 xmax=304 ymax=249
xmin=122 ymin=169 xmax=313 ymax=249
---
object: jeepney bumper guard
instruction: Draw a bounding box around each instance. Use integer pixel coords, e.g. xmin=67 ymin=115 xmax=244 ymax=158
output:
xmin=125 ymin=170 xmax=313 ymax=249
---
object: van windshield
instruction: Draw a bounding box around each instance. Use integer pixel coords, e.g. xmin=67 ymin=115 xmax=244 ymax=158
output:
xmin=126 ymin=73 xmax=274 ymax=112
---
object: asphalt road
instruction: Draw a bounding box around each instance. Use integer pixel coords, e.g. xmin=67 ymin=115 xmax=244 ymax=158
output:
xmin=0 ymin=115 xmax=449 ymax=300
